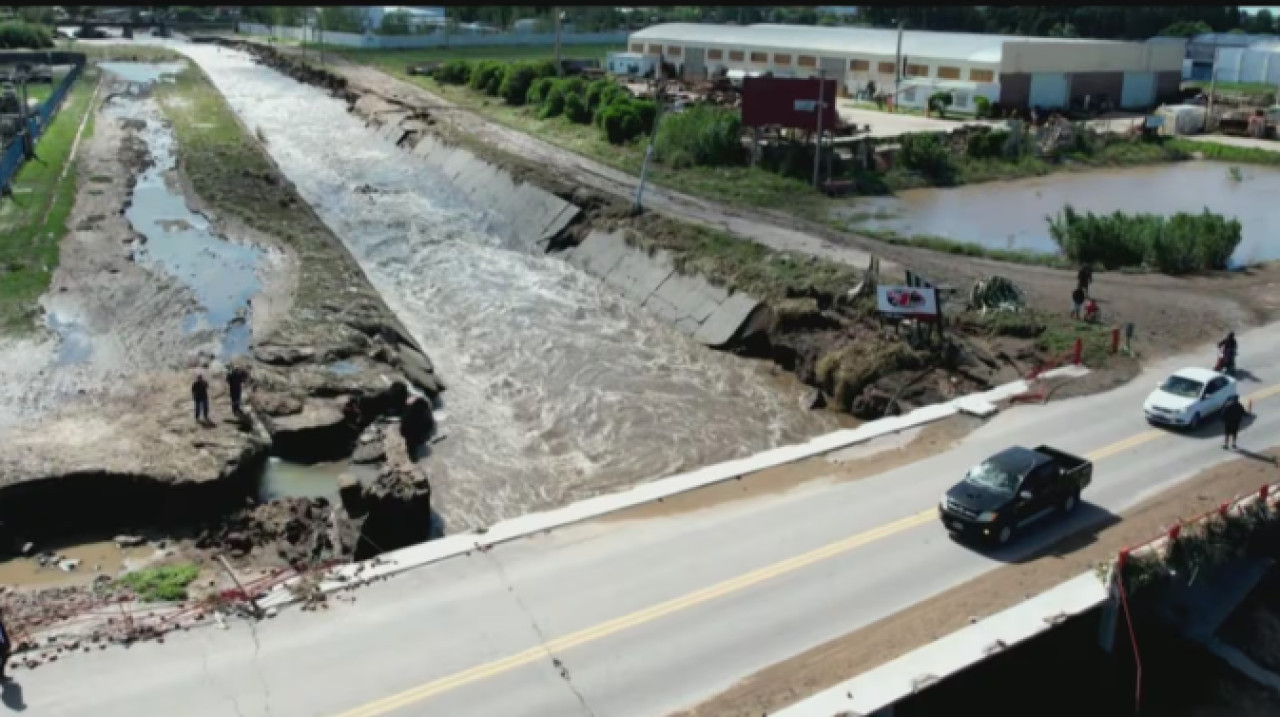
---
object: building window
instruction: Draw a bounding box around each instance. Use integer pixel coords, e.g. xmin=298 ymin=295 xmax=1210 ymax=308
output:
xmin=647 ymin=44 xmax=663 ymax=55
xmin=667 ymin=45 xmax=682 ymax=58
xmin=952 ymin=90 xmax=971 ymax=107
xmin=936 ymin=66 xmax=961 ymax=80
xmin=630 ymin=43 xmax=643 ymax=53
xmin=970 ymin=68 xmax=995 ymax=83
xmin=901 ymin=87 xmax=917 ymax=103
xmin=905 ymin=63 xmax=928 ymax=77
xmin=798 ymin=55 xmax=817 ymax=68
xmin=708 ymin=49 xmax=723 ymax=61
xmin=774 ymin=53 xmax=792 ymax=65
xmin=729 ymin=50 xmax=745 ymax=62
xmin=878 ymin=61 xmax=896 ymax=74
xmin=750 ymin=51 xmax=768 ymax=63
xmin=851 ymin=59 xmax=870 ymax=72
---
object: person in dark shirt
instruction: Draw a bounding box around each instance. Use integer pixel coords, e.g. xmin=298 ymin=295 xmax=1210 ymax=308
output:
xmin=1071 ymin=286 xmax=1085 ymax=319
xmin=1223 ymin=395 xmax=1247 ymax=450
xmin=227 ymin=367 xmax=247 ymax=417
xmin=0 ymin=608 xmax=11 ymax=681
xmin=1077 ymin=264 xmax=1093 ymax=298
xmin=192 ymin=374 xmax=210 ymax=424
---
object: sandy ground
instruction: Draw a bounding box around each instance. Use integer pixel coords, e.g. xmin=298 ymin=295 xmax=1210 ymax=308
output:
xmin=672 ymin=444 xmax=1280 ymax=717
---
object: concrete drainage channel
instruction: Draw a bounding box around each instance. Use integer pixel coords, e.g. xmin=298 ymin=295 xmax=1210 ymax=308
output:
xmin=364 ymin=107 xmax=769 ymax=349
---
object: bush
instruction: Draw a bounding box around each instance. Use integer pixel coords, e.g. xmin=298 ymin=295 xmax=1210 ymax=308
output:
xmin=431 ymin=59 xmax=471 ymax=85
xmin=965 ymin=128 xmax=1013 ymax=160
xmin=498 ymin=62 xmax=540 ymax=106
xmin=655 ymin=104 xmax=744 ymax=167
xmin=538 ymin=85 xmax=566 ymax=119
xmin=469 ymin=60 xmax=504 ymax=96
xmin=600 ymin=101 xmax=645 ymax=144
xmin=585 ymin=78 xmax=619 ymax=112
xmin=898 ymin=132 xmax=954 ymax=182
xmin=1047 ymin=204 xmax=1241 ymax=274
xmin=928 ymin=91 xmax=954 ymax=118
xmin=974 ymin=95 xmax=991 ymax=119
xmin=526 ymin=77 xmax=555 ymax=106
xmin=0 ymin=20 xmax=53 ymax=49
xmin=564 ymin=91 xmax=591 ymax=124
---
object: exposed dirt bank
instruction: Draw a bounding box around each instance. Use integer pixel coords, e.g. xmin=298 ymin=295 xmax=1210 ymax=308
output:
xmin=674 ymin=445 xmax=1280 ymax=717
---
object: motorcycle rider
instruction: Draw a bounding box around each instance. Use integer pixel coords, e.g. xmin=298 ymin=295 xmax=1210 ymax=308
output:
xmin=1217 ymin=332 xmax=1238 ymax=374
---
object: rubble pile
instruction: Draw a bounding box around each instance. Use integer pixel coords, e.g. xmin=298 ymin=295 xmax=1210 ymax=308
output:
xmin=195 ymin=497 xmax=343 ymax=568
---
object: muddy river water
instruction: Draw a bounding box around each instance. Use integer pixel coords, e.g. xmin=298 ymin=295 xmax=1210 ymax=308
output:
xmin=847 ymin=161 xmax=1280 ymax=266
xmin=162 ymin=45 xmax=843 ymax=531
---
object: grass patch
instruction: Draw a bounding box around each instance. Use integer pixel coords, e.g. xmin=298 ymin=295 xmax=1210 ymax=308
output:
xmin=0 ymin=68 xmax=97 ymax=334
xmin=118 ymin=562 xmax=200 ymax=602
xmin=331 ymin=44 xmax=623 ymax=68
xmin=67 ymin=43 xmax=183 ymax=62
xmin=853 ymin=227 xmax=1070 ymax=268
xmin=1169 ymin=138 xmax=1280 ymax=165
xmin=1183 ymin=80 xmax=1276 ymax=98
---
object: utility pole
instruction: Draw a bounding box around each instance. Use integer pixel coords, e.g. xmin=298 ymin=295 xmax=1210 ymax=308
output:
xmin=554 ymin=8 xmax=563 ymax=77
xmin=318 ymin=10 xmax=326 ymax=66
xmin=1206 ymin=47 xmax=1219 ymax=132
xmin=812 ymin=69 xmax=826 ymax=191
xmin=634 ymin=70 xmax=665 ymax=214
xmin=893 ymin=20 xmax=904 ymax=113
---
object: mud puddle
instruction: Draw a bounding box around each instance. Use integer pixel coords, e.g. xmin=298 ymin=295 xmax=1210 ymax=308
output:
xmin=259 ymin=457 xmax=378 ymax=502
xmin=101 ymin=61 xmax=268 ymax=360
xmin=839 ymin=161 xmax=1280 ymax=266
xmin=0 ymin=540 xmax=155 ymax=589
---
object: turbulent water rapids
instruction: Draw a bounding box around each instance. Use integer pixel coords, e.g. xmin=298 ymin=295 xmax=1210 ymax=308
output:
xmin=179 ymin=44 xmax=845 ymax=531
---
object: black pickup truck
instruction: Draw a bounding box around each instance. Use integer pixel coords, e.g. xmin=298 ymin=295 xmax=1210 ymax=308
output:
xmin=939 ymin=445 xmax=1093 ymax=547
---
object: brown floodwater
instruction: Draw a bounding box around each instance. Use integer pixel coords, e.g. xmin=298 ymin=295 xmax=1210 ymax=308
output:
xmin=0 ymin=541 xmax=155 ymax=589
xmin=841 ymin=161 xmax=1280 ymax=266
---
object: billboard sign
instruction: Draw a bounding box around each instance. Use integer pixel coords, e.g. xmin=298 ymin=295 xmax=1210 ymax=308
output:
xmin=742 ymin=76 xmax=839 ymax=131
xmin=876 ymin=285 xmax=940 ymax=320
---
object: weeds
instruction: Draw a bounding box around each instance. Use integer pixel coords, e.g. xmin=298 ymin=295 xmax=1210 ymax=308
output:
xmin=118 ymin=563 xmax=201 ymax=602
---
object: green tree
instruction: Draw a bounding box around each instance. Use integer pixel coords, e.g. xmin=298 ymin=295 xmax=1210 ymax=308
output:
xmin=320 ymin=6 xmax=364 ymax=33
xmin=379 ymin=10 xmax=413 ymax=35
xmin=1159 ymin=20 xmax=1213 ymax=37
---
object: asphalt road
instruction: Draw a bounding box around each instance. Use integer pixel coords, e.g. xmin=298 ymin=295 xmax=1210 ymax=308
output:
xmin=14 ymin=326 xmax=1280 ymax=717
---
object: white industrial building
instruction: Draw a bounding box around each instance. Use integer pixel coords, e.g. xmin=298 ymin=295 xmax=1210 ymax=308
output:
xmin=1185 ymin=32 xmax=1280 ymax=87
xmin=626 ymin=23 xmax=1186 ymax=112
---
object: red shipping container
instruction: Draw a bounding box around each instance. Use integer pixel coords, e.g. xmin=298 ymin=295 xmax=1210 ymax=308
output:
xmin=741 ymin=76 xmax=839 ymax=132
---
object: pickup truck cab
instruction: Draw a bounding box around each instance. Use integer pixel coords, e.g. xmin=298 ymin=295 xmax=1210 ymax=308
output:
xmin=939 ymin=445 xmax=1093 ymax=547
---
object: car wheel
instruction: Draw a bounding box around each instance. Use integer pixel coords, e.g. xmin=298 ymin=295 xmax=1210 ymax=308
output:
xmin=996 ymin=523 xmax=1014 ymax=546
xmin=1189 ymin=412 xmax=1201 ymax=430
xmin=1062 ymin=490 xmax=1080 ymax=514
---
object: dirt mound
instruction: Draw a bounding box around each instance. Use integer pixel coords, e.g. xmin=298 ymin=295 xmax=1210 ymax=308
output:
xmin=195 ymin=496 xmax=340 ymax=568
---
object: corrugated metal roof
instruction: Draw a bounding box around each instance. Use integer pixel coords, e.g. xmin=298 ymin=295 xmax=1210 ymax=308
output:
xmin=629 ymin=23 xmax=1123 ymax=64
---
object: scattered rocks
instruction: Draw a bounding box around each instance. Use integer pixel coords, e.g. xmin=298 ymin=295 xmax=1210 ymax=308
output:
xmin=114 ymin=535 xmax=146 ymax=548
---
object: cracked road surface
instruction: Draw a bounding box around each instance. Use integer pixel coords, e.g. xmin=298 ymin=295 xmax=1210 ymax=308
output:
xmin=17 ymin=325 xmax=1280 ymax=717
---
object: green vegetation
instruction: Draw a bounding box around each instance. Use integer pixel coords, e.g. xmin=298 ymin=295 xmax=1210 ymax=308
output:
xmin=0 ymin=19 xmax=54 ymax=48
xmin=333 ymin=44 xmax=621 ymax=68
xmin=1169 ymin=138 xmax=1280 ymax=166
xmin=1182 ymin=80 xmax=1277 ymax=99
xmin=655 ymin=105 xmax=743 ymax=169
xmin=0 ymin=69 xmax=97 ymax=333
xmin=118 ymin=563 xmax=201 ymax=602
xmin=1048 ymin=205 xmax=1242 ymax=274
xmin=854 ymin=227 xmax=1070 ymax=268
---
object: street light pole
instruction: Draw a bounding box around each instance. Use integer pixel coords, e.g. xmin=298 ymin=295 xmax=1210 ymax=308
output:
xmin=893 ymin=20 xmax=904 ymax=113
xmin=812 ymin=69 xmax=826 ymax=190
xmin=554 ymin=8 xmax=563 ymax=77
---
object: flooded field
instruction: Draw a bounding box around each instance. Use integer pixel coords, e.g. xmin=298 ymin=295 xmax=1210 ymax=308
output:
xmin=843 ymin=161 xmax=1280 ymax=266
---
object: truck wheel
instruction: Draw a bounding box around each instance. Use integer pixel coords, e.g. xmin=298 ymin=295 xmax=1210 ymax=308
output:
xmin=1189 ymin=412 xmax=1201 ymax=430
xmin=1062 ymin=490 xmax=1080 ymax=514
xmin=996 ymin=523 xmax=1015 ymax=546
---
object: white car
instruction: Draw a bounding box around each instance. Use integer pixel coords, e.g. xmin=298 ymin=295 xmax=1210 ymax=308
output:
xmin=1143 ymin=367 xmax=1238 ymax=429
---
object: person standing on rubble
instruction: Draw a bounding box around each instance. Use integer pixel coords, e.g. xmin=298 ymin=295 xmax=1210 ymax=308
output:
xmin=0 ymin=608 xmax=11 ymax=681
xmin=1077 ymin=263 xmax=1094 ymax=299
xmin=227 ymin=365 xmax=247 ymax=417
xmin=192 ymin=373 xmax=210 ymax=424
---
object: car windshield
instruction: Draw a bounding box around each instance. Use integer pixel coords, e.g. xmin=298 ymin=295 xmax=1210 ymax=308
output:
xmin=963 ymin=461 xmax=1019 ymax=495
xmin=1160 ymin=376 xmax=1204 ymax=399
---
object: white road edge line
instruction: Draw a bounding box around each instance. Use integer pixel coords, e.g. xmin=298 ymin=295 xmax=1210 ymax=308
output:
xmin=257 ymin=365 xmax=1089 ymax=609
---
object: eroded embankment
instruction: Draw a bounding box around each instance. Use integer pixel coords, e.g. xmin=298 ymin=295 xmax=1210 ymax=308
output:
xmin=230 ymin=41 xmax=1034 ymax=421
xmin=0 ymin=62 xmax=439 ymax=563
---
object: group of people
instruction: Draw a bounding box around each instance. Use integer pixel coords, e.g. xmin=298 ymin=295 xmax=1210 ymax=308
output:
xmin=191 ymin=366 xmax=249 ymax=425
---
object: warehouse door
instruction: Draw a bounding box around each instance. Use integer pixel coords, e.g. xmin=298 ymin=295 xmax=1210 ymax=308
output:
xmin=1121 ymin=72 xmax=1156 ymax=109
xmin=820 ymin=56 xmax=846 ymax=96
xmin=684 ymin=47 xmax=706 ymax=79
xmin=1028 ymin=72 xmax=1070 ymax=109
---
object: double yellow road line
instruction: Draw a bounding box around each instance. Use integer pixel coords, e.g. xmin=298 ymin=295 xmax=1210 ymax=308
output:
xmin=332 ymin=380 xmax=1280 ymax=717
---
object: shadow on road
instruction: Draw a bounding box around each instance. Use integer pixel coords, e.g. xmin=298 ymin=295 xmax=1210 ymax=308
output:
xmin=1157 ymin=411 xmax=1257 ymax=442
xmin=1232 ymin=447 xmax=1278 ymax=465
xmin=2 ymin=680 xmax=27 ymax=711
xmin=951 ymin=503 xmax=1121 ymax=565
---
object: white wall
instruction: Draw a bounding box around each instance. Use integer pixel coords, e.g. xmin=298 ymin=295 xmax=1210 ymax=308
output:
xmin=896 ymin=79 xmax=1000 ymax=112
xmin=1215 ymin=47 xmax=1280 ymax=86
xmin=237 ymin=22 xmax=627 ymax=49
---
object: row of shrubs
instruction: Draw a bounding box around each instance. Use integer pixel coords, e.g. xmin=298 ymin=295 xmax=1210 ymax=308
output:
xmin=1047 ymin=205 xmax=1242 ymax=274
xmin=0 ymin=20 xmax=54 ymax=49
xmin=431 ymin=58 xmax=661 ymax=146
